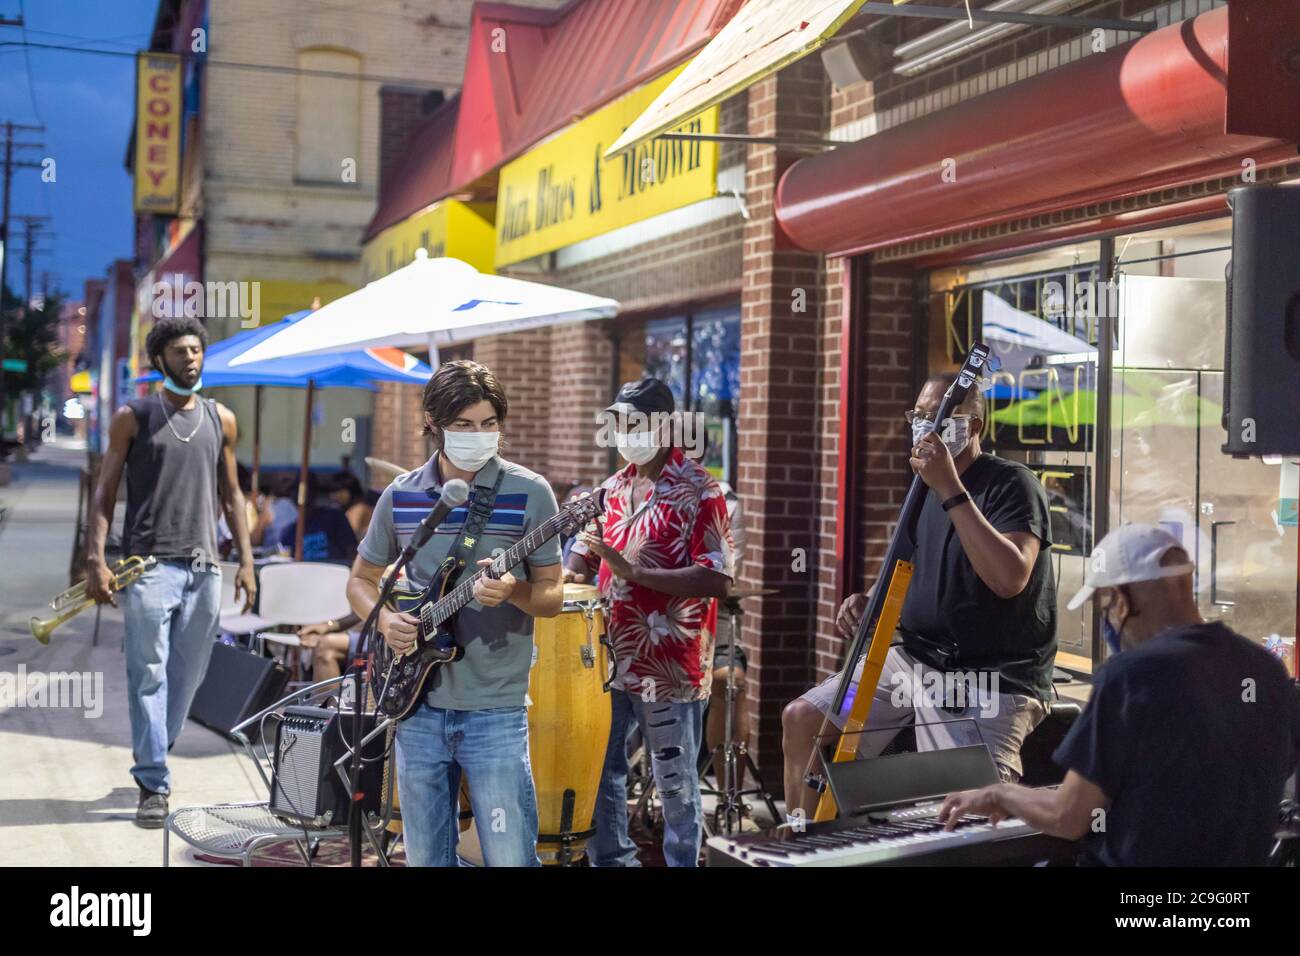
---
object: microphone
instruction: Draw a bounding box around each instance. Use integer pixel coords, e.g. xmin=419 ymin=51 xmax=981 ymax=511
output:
xmin=403 ymin=479 xmax=470 ymax=555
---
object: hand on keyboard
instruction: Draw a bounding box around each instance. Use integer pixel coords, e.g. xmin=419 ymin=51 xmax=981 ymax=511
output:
xmin=938 ymin=785 xmax=1011 ymax=831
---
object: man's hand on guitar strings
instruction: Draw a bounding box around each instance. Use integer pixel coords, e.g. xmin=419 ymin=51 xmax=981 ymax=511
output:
xmin=473 ymin=557 xmax=518 ymax=607
xmin=380 ymin=610 xmax=420 ymax=654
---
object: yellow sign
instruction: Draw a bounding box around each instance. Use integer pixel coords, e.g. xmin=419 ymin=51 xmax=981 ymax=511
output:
xmin=495 ymin=65 xmax=719 ymax=267
xmin=134 ymin=53 xmax=183 ymax=214
xmin=362 ymin=200 xmax=496 ymax=282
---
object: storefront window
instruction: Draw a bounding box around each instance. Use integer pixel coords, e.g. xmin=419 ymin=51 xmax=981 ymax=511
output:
xmin=643 ymin=307 xmax=740 ymax=484
xmin=928 ymin=222 xmax=1299 ymax=680
xmin=1112 ymin=221 xmax=1296 ymax=674
xmin=931 ymin=243 xmax=1102 ymax=673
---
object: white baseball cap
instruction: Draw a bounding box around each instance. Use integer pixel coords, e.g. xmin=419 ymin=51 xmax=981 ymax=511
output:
xmin=1066 ymin=524 xmax=1196 ymax=610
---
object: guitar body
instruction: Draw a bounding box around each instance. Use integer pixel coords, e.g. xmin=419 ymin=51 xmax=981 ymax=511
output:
xmin=370 ymin=557 xmax=466 ymax=721
xmin=364 ymin=488 xmax=607 ymax=722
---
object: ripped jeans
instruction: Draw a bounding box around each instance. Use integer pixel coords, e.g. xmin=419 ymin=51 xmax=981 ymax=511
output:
xmin=590 ymin=690 xmax=705 ymax=867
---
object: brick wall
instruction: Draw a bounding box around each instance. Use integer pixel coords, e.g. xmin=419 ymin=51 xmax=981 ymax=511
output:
xmin=736 ymin=56 xmax=830 ymax=782
xmin=369 ymin=381 xmax=428 ymax=478
xmin=470 ymin=328 xmax=555 ymax=479
xmin=811 ymin=260 xmax=921 ymax=683
xmin=547 ymin=321 xmax=616 ymax=492
xmin=379 ymin=87 xmax=442 ymax=197
xmin=545 ymin=215 xmax=745 ymax=316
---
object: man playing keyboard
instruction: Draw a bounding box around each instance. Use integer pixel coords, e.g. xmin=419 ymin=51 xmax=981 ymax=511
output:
xmin=939 ymin=525 xmax=1300 ymax=866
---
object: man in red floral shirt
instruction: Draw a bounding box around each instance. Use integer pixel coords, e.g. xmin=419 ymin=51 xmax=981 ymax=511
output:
xmin=565 ymin=378 xmax=734 ymax=867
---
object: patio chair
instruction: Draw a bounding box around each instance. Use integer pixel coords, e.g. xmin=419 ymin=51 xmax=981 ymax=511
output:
xmin=216 ymin=560 xmax=275 ymax=638
xmin=251 ymin=561 xmax=353 ymax=685
xmin=163 ymin=675 xmax=401 ymax=867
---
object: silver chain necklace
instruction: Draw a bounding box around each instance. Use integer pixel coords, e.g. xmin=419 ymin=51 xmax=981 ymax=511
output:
xmin=158 ymin=390 xmax=205 ymax=443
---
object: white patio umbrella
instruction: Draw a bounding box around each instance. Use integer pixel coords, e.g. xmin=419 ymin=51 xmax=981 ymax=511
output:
xmin=229 ymin=250 xmax=620 ymax=367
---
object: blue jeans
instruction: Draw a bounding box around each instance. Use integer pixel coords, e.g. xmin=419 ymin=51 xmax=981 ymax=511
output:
xmin=591 ymin=690 xmax=705 ymax=867
xmin=394 ymin=703 xmax=540 ymax=867
xmin=120 ymin=559 xmax=221 ymax=795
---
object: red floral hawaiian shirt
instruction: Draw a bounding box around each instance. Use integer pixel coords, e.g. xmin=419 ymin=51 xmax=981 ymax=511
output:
xmin=572 ymin=448 xmax=735 ymax=703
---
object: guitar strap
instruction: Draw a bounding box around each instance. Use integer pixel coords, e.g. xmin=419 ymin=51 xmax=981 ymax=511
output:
xmin=445 ymin=468 xmax=505 ymax=572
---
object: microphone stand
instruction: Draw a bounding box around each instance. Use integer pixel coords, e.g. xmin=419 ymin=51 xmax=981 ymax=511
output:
xmin=346 ymin=506 xmax=452 ymax=866
xmin=347 ymin=553 xmax=410 ymax=867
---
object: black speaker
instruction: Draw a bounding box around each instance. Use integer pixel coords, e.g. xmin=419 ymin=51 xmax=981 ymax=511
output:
xmin=270 ymin=706 xmax=382 ymax=826
xmin=188 ymin=640 xmax=289 ymax=738
xmin=1222 ymin=184 xmax=1300 ymax=456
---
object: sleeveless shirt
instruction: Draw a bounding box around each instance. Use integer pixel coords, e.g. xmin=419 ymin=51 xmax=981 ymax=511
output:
xmin=121 ymin=394 xmax=223 ymax=565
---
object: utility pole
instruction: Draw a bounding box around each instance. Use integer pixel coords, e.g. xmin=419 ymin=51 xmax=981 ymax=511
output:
xmin=16 ymin=215 xmax=52 ymax=306
xmin=0 ymin=120 xmax=47 ymax=437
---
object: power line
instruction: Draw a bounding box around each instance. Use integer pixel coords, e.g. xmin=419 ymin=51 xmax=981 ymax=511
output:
xmin=0 ymin=40 xmax=455 ymax=88
xmin=17 ymin=0 xmax=44 ymax=121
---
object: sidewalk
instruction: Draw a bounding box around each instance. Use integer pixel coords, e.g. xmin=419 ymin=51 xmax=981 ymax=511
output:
xmin=0 ymin=439 xmax=261 ymax=866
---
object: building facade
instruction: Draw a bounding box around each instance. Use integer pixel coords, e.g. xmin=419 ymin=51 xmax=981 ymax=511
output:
xmin=350 ymin=0 xmax=1300 ymax=785
xmin=131 ymin=0 xmax=568 ymax=474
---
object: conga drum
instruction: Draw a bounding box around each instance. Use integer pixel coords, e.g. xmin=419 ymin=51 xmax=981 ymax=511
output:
xmin=457 ymin=583 xmax=612 ymax=865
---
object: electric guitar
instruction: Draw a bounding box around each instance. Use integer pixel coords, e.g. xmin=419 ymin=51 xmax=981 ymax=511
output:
xmin=370 ymin=489 xmax=606 ymax=720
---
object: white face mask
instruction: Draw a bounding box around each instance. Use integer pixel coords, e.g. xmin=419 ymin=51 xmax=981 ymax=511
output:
xmin=441 ymin=430 xmax=499 ymax=472
xmin=912 ymin=414 xmax=972 ymax=459
xmin=616 ymin=430 xmax=659 ymax=466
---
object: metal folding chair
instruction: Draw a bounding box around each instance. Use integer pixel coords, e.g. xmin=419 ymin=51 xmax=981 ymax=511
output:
xmin=163 ymin=676 xmax=401 ymax=867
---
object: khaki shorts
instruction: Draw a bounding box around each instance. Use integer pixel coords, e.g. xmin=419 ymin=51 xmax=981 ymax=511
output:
xmin=801 ymin=645 xmax=1046 ymax=781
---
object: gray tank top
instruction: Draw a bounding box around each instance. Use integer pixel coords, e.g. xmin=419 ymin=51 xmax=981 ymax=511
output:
xmin=121 ymin=394 xmax=223 ymax=564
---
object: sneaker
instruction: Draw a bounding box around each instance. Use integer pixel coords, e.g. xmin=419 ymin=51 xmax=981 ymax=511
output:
xmin=136 ymin=787 xmax=168 ymax=829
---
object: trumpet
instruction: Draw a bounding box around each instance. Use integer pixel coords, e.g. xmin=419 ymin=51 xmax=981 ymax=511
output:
xmin=30 ymin=556 xmax=158 ymax=644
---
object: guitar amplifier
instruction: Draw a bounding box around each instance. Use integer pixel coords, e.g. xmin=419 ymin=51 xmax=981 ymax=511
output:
xmin=270 ymin=706 xmax=383 ymax=826
xmin=189 ymin=640 xmax=289 ymax=738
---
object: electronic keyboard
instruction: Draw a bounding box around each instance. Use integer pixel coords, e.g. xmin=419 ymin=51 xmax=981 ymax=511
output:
xmin=705 ymin=799 xmax=1074 ymax=867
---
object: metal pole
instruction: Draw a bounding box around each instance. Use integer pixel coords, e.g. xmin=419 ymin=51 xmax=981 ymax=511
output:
xmin=1092 ymin=237 xmax=1116 ymax=665
xmin=250 ymin=383 xmax=262 ymax=512
xmin=294 ymin=380 xmax=314 ymax=560
xmin=1 ymin=123 xmax=13 ymax=425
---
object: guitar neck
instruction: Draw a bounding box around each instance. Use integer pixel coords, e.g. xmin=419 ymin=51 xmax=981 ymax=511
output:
xmin=424 ymin=514 xmax=565 ymax=628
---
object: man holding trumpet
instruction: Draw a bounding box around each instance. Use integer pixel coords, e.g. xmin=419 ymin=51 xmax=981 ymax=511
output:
xmin=86 ymin=316 xmax=256 ymax=829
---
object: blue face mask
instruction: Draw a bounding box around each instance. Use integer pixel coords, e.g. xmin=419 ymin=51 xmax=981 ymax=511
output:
xmin=1102 ymin=617 xmax=1123 ymax=655
xmin=163 ymin=375 xmax=202 ymax=397
xmin=1102 ymin=587 xmax=1130 ymax=655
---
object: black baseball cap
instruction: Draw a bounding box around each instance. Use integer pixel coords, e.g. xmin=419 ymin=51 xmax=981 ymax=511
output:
xmin=605 ymin=378 xmax=675 ymax=416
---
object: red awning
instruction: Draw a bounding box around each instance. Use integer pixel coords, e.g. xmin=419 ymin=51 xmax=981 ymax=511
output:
xmin=366 ymin=97 xmax=460 ymax=241
xmin=368 ymin=0 xmax=743 ymax=241
xmin=453 ymin=0 xmax=743 ymax=190
xmin=775 ymin=5 xmax=1300 ymax=259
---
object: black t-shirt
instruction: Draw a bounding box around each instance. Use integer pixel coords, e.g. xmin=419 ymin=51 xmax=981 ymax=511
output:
xmin=898 ymin=454 xmax=1057 ymax=699
xmin=279 ymin=505 xmax=358 ymax=564
xmin=1054 ymin=622 xmax=1299 ymax=867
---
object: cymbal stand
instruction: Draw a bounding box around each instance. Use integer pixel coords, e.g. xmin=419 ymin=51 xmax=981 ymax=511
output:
xmin=708 ymin=596 xmax=780 ymax=836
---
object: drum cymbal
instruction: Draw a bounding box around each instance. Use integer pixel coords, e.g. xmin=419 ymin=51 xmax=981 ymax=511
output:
xmin=726 ymin=587 xmax=778 ymax=600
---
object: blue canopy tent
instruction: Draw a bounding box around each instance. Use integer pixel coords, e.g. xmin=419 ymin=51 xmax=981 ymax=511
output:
xmin=139 ymin=311 xmax=432 ymax=558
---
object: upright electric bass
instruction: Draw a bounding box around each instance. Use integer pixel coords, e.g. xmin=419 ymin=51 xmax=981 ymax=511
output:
xmin=369 ymin=490 xmax=606 ymax=720
xmin=809 ymin=343 xmax=991 ymax=822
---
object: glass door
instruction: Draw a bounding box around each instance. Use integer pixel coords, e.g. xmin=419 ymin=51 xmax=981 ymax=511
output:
xmin=1111 ymin=222 xmax=1298 ymax=671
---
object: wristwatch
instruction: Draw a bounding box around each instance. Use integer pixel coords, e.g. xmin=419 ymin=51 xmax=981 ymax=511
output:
xmin=941 ymin=491 xmax=973 ymax=512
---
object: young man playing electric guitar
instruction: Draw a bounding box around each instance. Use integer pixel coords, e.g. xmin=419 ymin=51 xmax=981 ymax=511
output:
xmin=346 ymin=360 xmax=564 ymax=867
